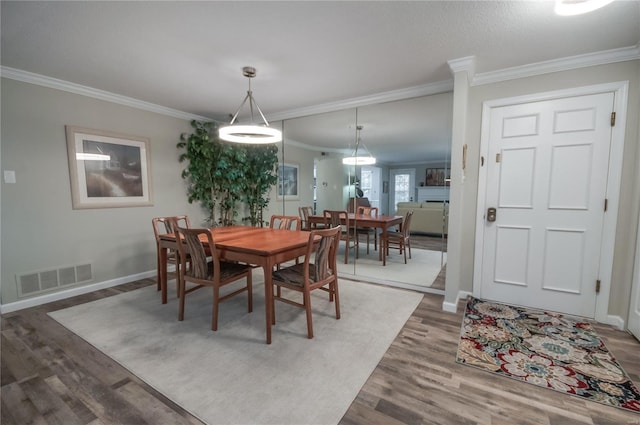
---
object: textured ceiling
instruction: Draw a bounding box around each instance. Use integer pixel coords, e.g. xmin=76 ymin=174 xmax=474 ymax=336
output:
xmin=2 ymin=1 xmax=638 ymax=163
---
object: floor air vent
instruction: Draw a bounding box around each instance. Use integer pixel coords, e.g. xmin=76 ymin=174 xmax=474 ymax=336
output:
xmin=17 ymin=263 xmax=93 ymax=298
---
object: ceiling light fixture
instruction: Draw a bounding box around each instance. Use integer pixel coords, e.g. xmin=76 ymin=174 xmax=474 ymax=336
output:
xmin=554 ymin=0 xmax=615 ymax=16
xmin=218 ymin=66 xmax=282 ymax=144
xmin=343 ymin=125 xmax=376 ymax=166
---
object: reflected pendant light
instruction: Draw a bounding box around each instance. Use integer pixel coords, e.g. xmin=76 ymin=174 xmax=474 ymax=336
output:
xmin=343 ymin=125 xmax=376 ymax=165
xmin=554 ymin=0 xmax=615 ymax=15
xmin=218 ymin=66 xmax=282 ymax=144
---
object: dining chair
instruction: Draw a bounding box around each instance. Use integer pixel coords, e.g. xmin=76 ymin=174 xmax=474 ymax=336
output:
xmin=271 ymin=225 xmax=341 ymax=339
xmin=381 ymin=210 xmax=414 ymax=266
xmin=323 ymin=210 xmax=358 ymax=264
xmin=298 ymin=206 xmax=315 ymax=230
xmin=356 ymin=206 xmax=379 ymax=254
xmin=270 ymin=214 xmax=303 ymax=272
xmin=270 ymin=214 xmax=302 ymax=231
xmin=152 ymin=215 xmax=191 ymax=292
xmin=174 ymin=226 xmax=253 ymax=331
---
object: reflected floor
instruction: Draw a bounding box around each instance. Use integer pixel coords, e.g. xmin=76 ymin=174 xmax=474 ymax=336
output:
xmin=336 ymin=233 xmax=447 ymax=293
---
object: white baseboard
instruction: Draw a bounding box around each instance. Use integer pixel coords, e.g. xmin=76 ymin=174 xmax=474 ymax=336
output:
xmin=0 ymin=269 xmax=168 ymax=314
xmin=606 ymin=315 xmax=625 ymax=330
xmin=442 ymin=301 xmax=458 ymax=313
xmin=442 ymin=290 xmax=473 ymax=313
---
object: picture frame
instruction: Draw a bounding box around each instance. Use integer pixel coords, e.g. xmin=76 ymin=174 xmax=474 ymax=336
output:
xmin=425 ymin=168 xmax=450 ymax=186
xmin=382 ymin=180 xmax=389 ymax=194
xmin=65 ymin=126 xmax=153 ymax=209
xmin=277 ymin=162 xmax=299 ymax=200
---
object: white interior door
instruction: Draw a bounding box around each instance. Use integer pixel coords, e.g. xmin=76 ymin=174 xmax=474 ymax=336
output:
xmin=478 ymin=92 xmax=614 ymax=318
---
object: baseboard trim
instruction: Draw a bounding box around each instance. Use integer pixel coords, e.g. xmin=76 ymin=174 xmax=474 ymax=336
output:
xmin=442 ymin=301 xmax=458 ymax=313
xmin=442 ymin=290 xmax=473 ymax=313
xmin=606 ymin=315 xmax=625 ymax=330
xmin=0 ymin=269 xmax=165 ymax=314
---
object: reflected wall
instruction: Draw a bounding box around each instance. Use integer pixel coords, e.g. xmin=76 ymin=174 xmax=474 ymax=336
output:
xmin=274 ymin=92 xmax=452 ymax=292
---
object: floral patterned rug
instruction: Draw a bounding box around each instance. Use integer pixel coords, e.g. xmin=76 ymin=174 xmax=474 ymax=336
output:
xmin=456 ymin=296 xmax=640 ymax=414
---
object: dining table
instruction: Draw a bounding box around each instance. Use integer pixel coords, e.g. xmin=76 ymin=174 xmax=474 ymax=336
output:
xmin=307 ymin=213 xmax=403 ymax=261
xmin=158 ymin=226 xmax=312 ymax=344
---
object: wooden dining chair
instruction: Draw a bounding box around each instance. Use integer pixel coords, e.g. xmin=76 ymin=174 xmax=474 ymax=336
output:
xmin=270 ymin=214 xmax=302 ymax=231
xmin=270 ymin=214 xmax=303 ymax=272
xmin=152 ymin=215 xmax=191 ymax=292
xmin=271 ymin=226 xmax=341 ymax=339
xmin=174 ymin=226 xmax=253 ymax=331
xmin=298 ymin=206 xmax=317 ymax=230
xmin=381 ymin=210 xmax=414 ymax=266
xmin=323 ymin=210 xmax=358 ymax=264
xmin=356 ymin=206 xmax=379 ymax=254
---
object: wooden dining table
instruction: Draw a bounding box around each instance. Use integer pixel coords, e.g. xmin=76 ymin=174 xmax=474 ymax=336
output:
xmin=307 ymin=213 xmax=403 ymax=261
xmin=158 ymin=226 xmax=312 ymax=344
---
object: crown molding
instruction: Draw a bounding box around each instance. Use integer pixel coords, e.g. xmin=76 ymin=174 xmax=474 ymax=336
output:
xmin=3 ymin=42 xmax=638 ymax=123
xmin=448 ymin=56 xmax=476 ymax=76
xmin=0 ymin=66 xmax=211 ymax=122
xmin=472 ymin=42 xmax=640 ymax=86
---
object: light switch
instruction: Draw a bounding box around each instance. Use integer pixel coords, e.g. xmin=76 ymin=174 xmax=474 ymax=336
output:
xmin=4 ymin=170 xmax=16 ymax=184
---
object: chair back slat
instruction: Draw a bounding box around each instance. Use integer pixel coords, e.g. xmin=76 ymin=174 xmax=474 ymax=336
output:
xmin=310 ymin=226 xmax=340 ymax=282
xmin=270 ymin=215 xmax=302 ymax=231
xmin=152 ymin=215 xmax=191 ymax=241
xmin=357 ymin=206 xmax=379 ymax=218
xmin=176 ymin=227 xmax=211 ymax=280
xmin=402 ymin=210 xmax=414 ymax=237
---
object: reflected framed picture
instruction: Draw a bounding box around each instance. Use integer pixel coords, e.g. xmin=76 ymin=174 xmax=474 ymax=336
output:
xmin=65 ymin=126 xmax=153 ymax=209
xmin=425 ymin=168 xmax=449 ymax=186
xmin=277 ymin=162 xmax=299 ymax=200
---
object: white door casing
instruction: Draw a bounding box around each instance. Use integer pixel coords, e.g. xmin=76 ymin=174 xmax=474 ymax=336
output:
xmin=474 ymin=82 xmax=628 ymax=324
xmin=390 ymin=168 xmax=416 ymax=212
xmin=629 ymin=213 xmax=640 ymax=340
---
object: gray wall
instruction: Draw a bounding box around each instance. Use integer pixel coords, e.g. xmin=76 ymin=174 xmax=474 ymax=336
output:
xmin=1 ymin=78 xmax=203 ymax=305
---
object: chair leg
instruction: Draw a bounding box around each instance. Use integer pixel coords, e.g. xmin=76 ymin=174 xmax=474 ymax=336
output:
xmin=272 ymin=284 xmax=277 ymax=325
xmin=303 ymin=290 xmax=313 ymax=339
xmin=408 ymin=239 xmax=412 ymax=259
xmin=333 ymin=281 xmax=341 ymax=320
xmin=403 ymin=242 xmax=407 ymax=264
xmin=212 ymin=286 xmax=220 ymax=331
xmin=247 ymin=274 xmax=253 ymax=313
xmin=178 ymin=273 xmax=186 ymax=321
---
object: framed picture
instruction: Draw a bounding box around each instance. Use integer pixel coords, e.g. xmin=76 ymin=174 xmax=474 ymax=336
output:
xmin=425 ymin=168 xmax=450 ymax=186
xmin=65 ymin=126 xmax=153 ymax=209
xmin=382 ymin=180 xmax=389 ymax=194
xmin=277 ymin=162 xmax=299 ymax=200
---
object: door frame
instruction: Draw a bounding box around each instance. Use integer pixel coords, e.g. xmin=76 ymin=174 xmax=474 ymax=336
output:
xmin=473 ymin=81 xmax=629 ymax=325
xmin=389 ymin=168 xmax=416 ymax=213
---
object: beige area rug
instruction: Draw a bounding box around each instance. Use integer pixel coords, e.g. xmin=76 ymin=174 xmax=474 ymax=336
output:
xmin=49 ymin=269 xmax=423 ymax=425
xmin=336 ymin=247 xmax=446 ymax=288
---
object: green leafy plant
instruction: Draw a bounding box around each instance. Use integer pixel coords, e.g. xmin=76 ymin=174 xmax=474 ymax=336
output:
xmin=177 ymin=120 xmax=278 ymax=227
xmin=243 ymin=145 xmax=279 ymax=226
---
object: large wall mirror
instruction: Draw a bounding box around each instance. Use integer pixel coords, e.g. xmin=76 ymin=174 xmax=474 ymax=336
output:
xmin=278 ymin=92 xmax=452 ymax=294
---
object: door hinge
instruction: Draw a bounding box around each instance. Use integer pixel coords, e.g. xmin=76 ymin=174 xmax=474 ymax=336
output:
xmin=604 ymin=198 xmax=608 ymax=212
xmin=596 ymin=279 xmax=601 ymax=294
xmin=496 ymin=153 xmax=501 ymax=163
xmin=611 ymin=112 xmax=616 ymax=127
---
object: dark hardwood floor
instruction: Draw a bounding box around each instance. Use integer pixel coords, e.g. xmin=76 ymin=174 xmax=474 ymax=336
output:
xmin=2 ymin=272 xmax=639 ymax=424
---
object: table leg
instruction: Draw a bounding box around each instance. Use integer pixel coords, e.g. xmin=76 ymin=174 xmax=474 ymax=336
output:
xmin=160 ymin=246 xmax=168 ymax=304
xmin=262 ymin=259 xmax=274 ymax=344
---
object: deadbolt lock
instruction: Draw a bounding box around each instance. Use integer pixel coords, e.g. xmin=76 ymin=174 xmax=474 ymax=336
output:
xmin=487 ymin=207 xmax=497 ymax=222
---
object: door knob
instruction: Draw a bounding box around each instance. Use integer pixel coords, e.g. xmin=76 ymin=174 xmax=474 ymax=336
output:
xmin=487 ymin=207 xmax=497 ymax=222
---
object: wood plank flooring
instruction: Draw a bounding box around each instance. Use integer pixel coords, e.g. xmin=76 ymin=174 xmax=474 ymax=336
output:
xmin=2 ymin=274 xmax=639 ymax=424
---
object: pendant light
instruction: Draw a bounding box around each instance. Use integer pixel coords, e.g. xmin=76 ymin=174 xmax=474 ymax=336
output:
xmin=343 ymin=125 xmax=376 ymax=165
xmin=218 ymin=66 xmax=282 ymax=144
xmin=554 ymin=0 xmax=614 ymax=15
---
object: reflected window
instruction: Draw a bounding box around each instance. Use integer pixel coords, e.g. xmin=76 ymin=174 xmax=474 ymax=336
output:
xmin=361 ymin=170 xmax=372 ymax=199
xmin=394 ymin=173 xmax=411 ymax=202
